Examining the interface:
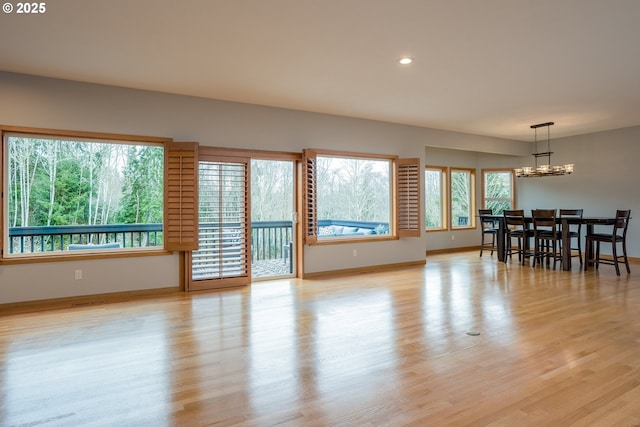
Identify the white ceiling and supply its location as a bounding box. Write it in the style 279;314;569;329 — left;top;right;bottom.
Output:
1;0;639;141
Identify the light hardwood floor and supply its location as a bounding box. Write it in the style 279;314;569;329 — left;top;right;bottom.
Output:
1;252;640;426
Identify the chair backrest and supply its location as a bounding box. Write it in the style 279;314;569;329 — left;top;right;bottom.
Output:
478;209;495;230
559;209;583;218
614;209;631;237
559;208;583;232
503;209;526;230
532;209;557;233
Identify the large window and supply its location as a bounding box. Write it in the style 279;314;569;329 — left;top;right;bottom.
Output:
316;154;391;239
482;169;515;214
450;168;475;229
425;166;447;231
2;130;165;258
303;149;420;243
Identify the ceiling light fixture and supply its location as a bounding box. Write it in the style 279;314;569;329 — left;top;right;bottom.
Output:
398;57;414;65
515;122;574;178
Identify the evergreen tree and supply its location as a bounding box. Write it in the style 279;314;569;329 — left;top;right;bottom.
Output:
117;145;163;224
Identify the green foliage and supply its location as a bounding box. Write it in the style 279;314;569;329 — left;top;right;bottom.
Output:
33;156;87;225
7;136;163;228
484;171;513;214
117;146;164;224
451;170;471;226
425;169;443;228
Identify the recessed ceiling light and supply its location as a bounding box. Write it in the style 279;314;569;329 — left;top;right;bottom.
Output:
398;57;414;65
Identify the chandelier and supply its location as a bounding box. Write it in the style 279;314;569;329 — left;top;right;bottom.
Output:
515;122;574;178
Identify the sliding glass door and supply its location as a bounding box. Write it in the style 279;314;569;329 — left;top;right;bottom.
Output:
186;152;299;290
250;159;296;280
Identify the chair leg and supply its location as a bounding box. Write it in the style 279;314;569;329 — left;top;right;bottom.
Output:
490;233;495;256
623;239;630;274
582;239;591;271
480;232;494;257
506;237;510;260
517;237;522;262
595;242;600;270
545;240;551;266
522;238;530;266
612;240;620;276
577;235;583;265
508;236;515;261
536;239;546;268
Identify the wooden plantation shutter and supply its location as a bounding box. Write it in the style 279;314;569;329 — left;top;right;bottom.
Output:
397;158;421;237
302;149;318;244
187;155;250;290
165;141;199;251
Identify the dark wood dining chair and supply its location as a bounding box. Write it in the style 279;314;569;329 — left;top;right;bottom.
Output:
503;209;534;265
478;209;497;257
584;209;631;275
532;209;562;269
559;209;583;265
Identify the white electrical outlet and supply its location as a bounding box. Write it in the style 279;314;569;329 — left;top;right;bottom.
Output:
353;249;357;257
75;269;83;280
451;235;455;240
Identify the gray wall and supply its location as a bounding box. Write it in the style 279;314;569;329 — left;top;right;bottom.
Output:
425;126;640;258
0;71;527;303
424;147;520;251
517;126;639;258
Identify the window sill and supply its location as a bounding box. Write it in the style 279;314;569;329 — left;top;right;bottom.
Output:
311;235;399;245
1;248;173;265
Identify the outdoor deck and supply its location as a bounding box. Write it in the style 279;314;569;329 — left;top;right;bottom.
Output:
252;258;292;278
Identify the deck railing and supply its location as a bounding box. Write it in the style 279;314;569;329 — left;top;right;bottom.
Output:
251;220;293;264
8;223;164;254
7;222;295;265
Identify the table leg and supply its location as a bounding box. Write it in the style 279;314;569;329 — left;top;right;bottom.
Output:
497;217;506;262
584;223;595;270
562;218;570;271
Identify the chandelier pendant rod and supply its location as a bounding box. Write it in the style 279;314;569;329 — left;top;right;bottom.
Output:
531;122;554;165
547;125;551;160
534;126;538;169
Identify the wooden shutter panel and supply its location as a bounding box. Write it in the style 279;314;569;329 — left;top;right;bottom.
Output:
187;157;250;290
397;158;421;237
303;149;318;244
165;141;199;251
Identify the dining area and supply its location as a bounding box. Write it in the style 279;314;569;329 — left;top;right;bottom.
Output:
479;209;632;275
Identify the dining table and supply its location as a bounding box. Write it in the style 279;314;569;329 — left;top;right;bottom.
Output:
482;214;619;271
